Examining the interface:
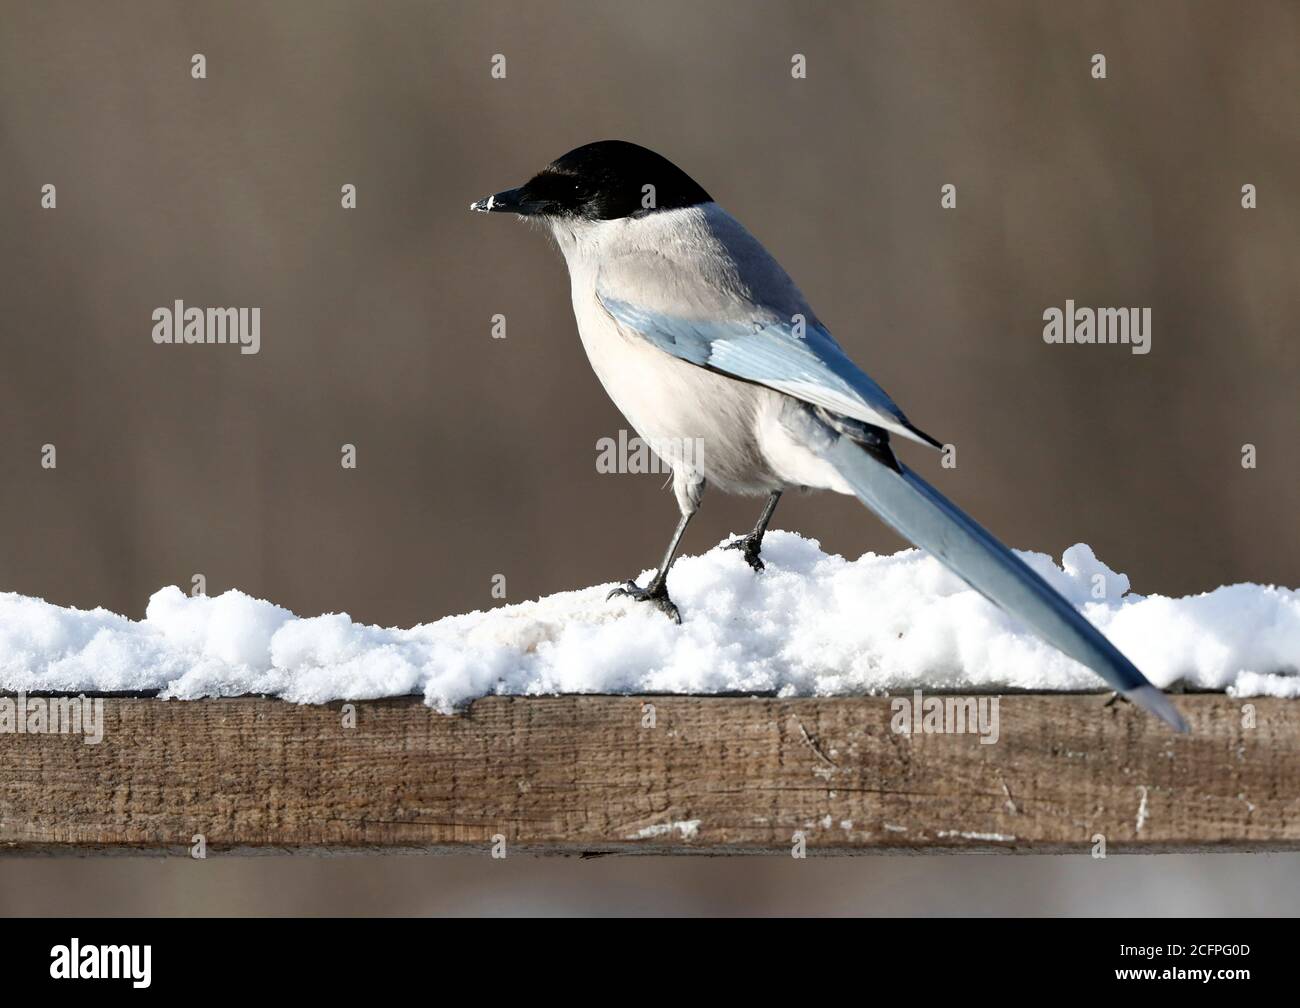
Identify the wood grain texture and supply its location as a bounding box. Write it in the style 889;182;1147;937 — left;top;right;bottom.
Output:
0;694;1295;854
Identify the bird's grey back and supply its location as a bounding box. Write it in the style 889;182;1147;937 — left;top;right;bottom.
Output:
577;202;818;329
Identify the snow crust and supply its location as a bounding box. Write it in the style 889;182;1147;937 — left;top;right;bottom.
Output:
2;533;1296;710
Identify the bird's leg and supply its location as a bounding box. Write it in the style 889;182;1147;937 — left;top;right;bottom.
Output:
607;509;694;623
725;490;783;572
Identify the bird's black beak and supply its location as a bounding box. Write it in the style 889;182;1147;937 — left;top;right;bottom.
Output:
469;187;526;214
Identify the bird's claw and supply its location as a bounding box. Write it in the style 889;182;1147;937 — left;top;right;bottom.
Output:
607;579;681;623
724;535;765;572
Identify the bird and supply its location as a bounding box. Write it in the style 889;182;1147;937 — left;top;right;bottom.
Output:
471;140;1187;732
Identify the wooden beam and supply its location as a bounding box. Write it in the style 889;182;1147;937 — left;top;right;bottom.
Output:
1;694;1295;854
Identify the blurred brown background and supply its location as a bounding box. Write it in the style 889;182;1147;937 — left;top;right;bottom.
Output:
4;853;1298;917
1;0;1297;915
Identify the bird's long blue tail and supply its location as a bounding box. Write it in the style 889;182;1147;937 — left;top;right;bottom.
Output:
824;436;1187;732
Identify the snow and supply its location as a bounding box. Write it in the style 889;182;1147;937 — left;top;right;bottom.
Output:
1;532;1296;711
627;820;701;840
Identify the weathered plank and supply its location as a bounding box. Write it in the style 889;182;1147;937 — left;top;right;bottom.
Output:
0;694;1294;854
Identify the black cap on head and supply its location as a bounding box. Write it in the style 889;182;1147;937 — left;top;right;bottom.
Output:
471;141;712;221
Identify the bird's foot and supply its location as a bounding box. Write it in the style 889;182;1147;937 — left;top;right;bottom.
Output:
607;577;681;623
724;533;765;572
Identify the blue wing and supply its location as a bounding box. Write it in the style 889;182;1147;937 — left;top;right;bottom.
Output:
597;294;937;448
